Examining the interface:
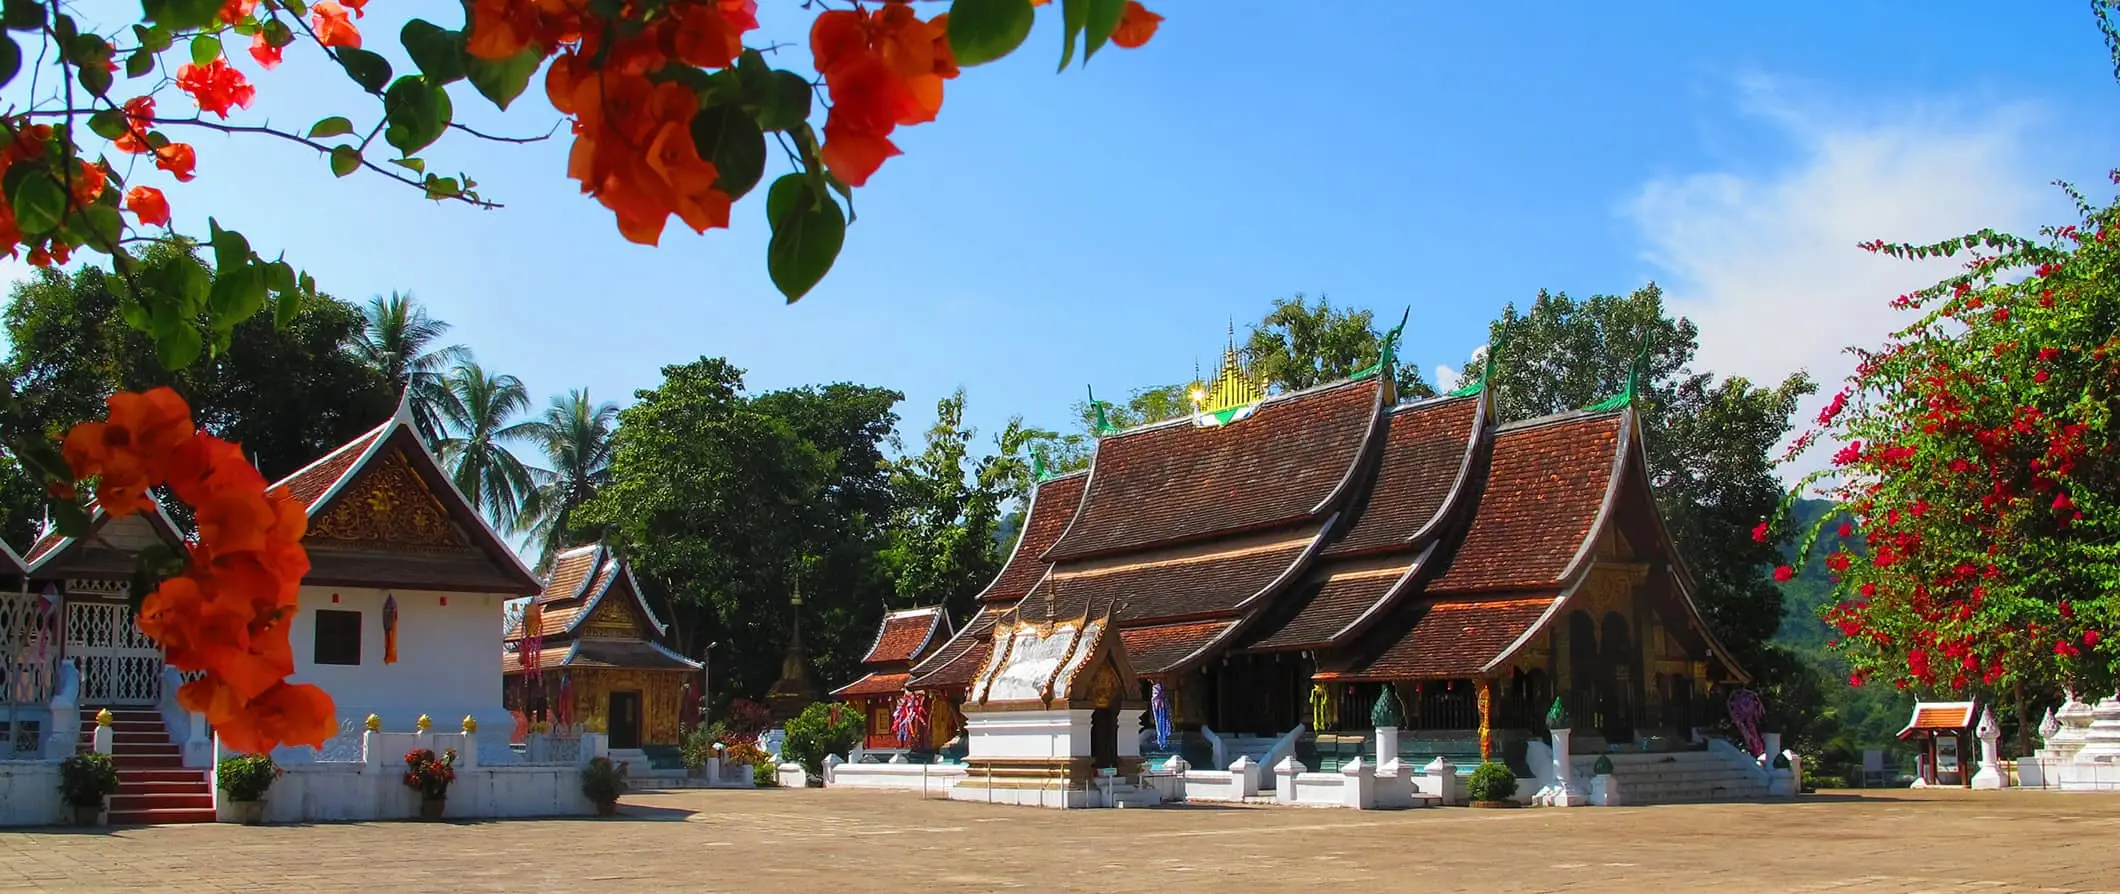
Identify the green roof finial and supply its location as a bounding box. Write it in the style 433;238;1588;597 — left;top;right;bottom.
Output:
1352;306;1411;382
1585;334;1651;412
1447;332;1505;398
1031;448;1050;483
1087;385;1117;437
1545;696;1573;730
1369;686;1405;729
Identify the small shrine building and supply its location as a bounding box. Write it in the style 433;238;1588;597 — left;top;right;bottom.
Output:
502;542;701;753
888;332;1749;785
1897;700;1978;788
832;605;951;757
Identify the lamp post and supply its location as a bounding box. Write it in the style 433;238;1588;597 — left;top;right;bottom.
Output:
700;640;721;724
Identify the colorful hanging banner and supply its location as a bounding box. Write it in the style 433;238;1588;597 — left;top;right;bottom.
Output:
890;690;930;745
382;594;399;665
1728;688;1767;756
1477;680;1493;760
1150;682;1173;749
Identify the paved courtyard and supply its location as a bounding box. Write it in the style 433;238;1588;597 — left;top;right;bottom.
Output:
0;787;2114;893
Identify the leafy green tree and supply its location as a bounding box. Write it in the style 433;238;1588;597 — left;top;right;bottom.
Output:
1247;294;1434;401
351;292;469;447
881;391;1049;621
434;361;537;529
516;389;620;572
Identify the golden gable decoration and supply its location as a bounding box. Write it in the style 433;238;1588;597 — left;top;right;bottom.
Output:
309;449;471;550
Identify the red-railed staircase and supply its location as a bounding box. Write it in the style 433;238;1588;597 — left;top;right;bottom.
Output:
78;707;216;824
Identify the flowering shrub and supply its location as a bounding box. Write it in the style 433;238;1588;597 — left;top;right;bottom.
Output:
580;755;627;803
216;753;280;801
403;747;457;800
58;753;121;807
720;697;773;743
1765;173;2120;698
36;387;333;754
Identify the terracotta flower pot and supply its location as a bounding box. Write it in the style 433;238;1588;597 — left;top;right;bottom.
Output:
72;803;103;826
596;800;618;817
419;798;447;821
235;800;267;825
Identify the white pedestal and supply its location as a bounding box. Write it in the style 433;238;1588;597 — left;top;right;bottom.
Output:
1590;773;1622;806
1534;729;1588;807
1374;727;1400;765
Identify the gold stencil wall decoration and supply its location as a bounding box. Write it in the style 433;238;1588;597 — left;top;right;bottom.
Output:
310;449;472;550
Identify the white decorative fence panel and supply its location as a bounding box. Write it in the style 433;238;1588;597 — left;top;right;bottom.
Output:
64;602;161;705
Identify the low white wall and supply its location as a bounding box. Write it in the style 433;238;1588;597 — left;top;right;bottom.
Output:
224;763;593;823
0;762;62;826
961;709;1091;760
1287;772;1347;807
825;761;966;794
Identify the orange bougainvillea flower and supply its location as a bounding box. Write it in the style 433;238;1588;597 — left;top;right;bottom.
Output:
810;2;957;187
60;387;195;515
670;0;758;69
175;60;256;119
250;31;282;68
341;0;366;18
125;185;170;227
1110;2;1162;48
310;1;361;48
68;160;107;208
466;0;541;60
112;97;154;154
217;0;256;25
191;679;337;755
156;143;197;182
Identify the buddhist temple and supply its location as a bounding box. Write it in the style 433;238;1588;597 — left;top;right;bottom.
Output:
831;605;952;757
895;332;1748;785
502;542;701;756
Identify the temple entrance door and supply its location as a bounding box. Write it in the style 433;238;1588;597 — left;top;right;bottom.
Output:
608;691;642;749
1090;706;1118;769
64;599;162;705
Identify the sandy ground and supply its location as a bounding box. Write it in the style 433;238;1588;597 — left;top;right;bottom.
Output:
1;787;2114;893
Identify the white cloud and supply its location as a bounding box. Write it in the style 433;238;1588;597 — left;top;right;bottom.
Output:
1628;78;2068;481
1431;344;1485;395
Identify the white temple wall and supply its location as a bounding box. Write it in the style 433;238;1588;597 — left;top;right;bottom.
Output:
281;586;515;761
961;709;1092;759
0;762;62;826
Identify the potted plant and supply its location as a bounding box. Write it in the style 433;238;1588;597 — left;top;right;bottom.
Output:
58;753;120;826
216;754;280;825
1467;760;1519;808
582;756;628;816
403;748;457;821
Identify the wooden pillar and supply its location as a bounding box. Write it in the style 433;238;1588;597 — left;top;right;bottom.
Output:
1477;678;1494;761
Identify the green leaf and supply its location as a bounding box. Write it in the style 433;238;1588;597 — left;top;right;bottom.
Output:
388;156;425;174
49;498;92;537
5;170;64;234
77;59;111;97
189;34;220;66
1058;0;1088;71
264;258;296;294
146;0;218;31
0;33;16;90
12;436;70;486
689;103;766;200
87;109;126;140
422;175;459;200
948;0;1035;67
765;174;846;303
79;204;122;251
752;70;812;132
337;47;391;94
464;46;539;110
262;17;292;49
132;23;171;52
207;262;267;327
5;0;40;31
307;116;355;138
1082;0;1123;61
151;322;201;369
209;221;251;270
273;286;302;328
124;48;154;78
329;144;360;177
383;76;452;157
167;253;210;316
282;0;306;15
399;19;465;85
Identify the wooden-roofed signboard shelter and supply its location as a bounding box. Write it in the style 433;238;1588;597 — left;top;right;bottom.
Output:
881;328;1751;800
831;606;951;758
1898;700;1978;788
502;542;701;757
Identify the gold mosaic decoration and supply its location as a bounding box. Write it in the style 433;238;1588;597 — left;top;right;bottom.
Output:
580;592;639;640
309;448;471;550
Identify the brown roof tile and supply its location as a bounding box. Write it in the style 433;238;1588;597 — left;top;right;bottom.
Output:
23;528;64;565
274;423;386;507
908;604;1009;690
569;639;697;670
505;644;573;673
1319;595;1557;680
833;672;911;699
1242;563;1407;651
1044;378;1382;560
1034;528;1319;624
861;608;946;665
1426;413;1622;594
1119;620;1237;675
980;473;1086;603
1324;397;1480;556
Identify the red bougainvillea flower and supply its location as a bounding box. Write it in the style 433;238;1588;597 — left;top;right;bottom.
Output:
2087;630;2103;648
1110;2;1163;48
1751;521;1770;543
175;60;256;119
155;143;198;182
310;1;361;48
250;31;283;69
342;0;366;17
59;387;196;514
218;0;256;24
125;186;170;227
1772;565;1795;583
811;2;956;187
112;97;155;154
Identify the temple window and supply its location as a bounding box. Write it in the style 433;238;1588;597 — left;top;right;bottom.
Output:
314;609;363;666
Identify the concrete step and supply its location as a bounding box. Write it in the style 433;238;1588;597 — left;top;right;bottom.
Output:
117;768;208;785
106;807;217;825
110;792;213;811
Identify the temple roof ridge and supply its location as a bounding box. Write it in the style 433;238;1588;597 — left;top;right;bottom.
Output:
1494;404;1624;434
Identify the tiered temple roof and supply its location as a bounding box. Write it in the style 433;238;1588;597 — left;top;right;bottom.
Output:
503;542;699;674
908;355;1745;694
832;605;950;700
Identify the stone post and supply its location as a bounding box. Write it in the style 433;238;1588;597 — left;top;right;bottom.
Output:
1589;756;1623;807
1370;686;1404;767
91;708;112;756
457;716;480;771
1375;757;1408;807
1760;732;1783;767
822;754;843;786
1339;756;1373;809
1422;756;1464;806
1274;756;1304;804
705;756;721;784
362;714;385;772
1228;755;1258;799
1374;727;1400;766
1535;698;1587;807
776;762;806;788
1971;706;2006;790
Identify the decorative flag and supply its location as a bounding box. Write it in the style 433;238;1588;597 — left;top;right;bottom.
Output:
1150;682;1172;750
1727;688;1767;757
1477;681;1494;760
890;690;930;745
521;602;544;681
555;672;574;729
382;594;399;665
1310;684;1333;732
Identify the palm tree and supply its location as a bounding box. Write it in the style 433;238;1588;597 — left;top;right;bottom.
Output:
516;389;620;571
434;361;538;529
352;292;469;445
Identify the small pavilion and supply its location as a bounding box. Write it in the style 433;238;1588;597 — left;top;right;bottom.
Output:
1897;700;1978;788
832;606;951;758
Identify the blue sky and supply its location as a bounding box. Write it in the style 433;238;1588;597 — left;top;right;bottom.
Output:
7;1;2120;482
